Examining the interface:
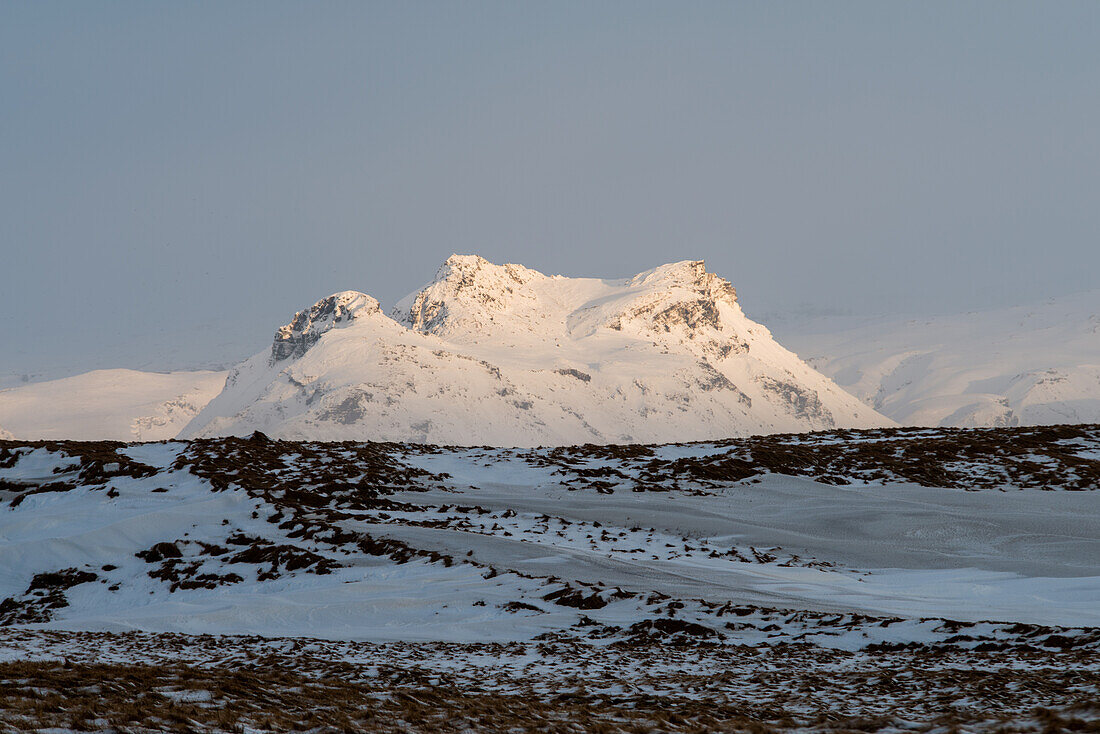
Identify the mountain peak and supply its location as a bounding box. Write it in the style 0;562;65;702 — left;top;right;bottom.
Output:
439;252;490;272
434;253;542;287
270;290;380;363
184;255;892;444
394;255;546;336
630;260;737;303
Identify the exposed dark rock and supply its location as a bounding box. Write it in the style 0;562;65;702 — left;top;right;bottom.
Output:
554;368;592;383
271;291;378;363
136;542;183;563
756;377;834;426
0;568;99;625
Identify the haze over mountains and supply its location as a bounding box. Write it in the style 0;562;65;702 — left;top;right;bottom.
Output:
0;369;226;442
779;290;1100;428
181;256;888;444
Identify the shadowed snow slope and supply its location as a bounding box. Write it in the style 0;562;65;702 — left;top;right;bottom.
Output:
778;290;1100;428
0;369;227;441
181;256;890;444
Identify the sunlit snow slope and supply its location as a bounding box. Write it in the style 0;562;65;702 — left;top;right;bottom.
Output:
0;369;227;441
182;256;890;444
780;291;1100;428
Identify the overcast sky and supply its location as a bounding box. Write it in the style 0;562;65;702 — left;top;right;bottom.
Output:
2;1;1099;374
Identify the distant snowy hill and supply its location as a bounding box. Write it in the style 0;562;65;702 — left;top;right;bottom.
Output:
181;256;891;444
0;369;227;441
777;291;1100;428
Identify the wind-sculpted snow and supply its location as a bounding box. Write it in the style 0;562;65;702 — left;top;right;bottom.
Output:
3;426;1099;730
182;255;891;444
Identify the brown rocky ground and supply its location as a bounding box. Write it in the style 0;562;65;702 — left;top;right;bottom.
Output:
1;629;1098;733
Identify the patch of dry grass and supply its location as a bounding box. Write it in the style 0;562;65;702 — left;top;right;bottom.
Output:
0;655;1097;733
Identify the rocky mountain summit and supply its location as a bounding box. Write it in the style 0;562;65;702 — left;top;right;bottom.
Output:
271;291;381;363
181;256;891;444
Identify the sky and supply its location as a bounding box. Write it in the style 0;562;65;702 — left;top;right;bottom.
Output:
2;1;1099;374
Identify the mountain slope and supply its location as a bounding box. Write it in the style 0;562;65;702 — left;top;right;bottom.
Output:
181;256;891;444
777;290;1100;428
0;369;227;441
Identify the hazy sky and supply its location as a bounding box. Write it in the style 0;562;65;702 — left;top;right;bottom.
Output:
2;2;1099;374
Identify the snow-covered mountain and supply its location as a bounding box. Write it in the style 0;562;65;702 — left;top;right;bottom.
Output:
0;369;227;441
777;290;1100;428
181;256;891;444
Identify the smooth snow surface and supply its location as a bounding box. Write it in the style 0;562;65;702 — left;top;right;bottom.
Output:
0;369;227;441
182;256;891;444
779;290;1100;428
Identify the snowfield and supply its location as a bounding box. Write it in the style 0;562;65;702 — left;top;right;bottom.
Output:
2;425;1098;731
0;369;227;441
779;289;1100;428
181;255;891;444
2;427;1098;640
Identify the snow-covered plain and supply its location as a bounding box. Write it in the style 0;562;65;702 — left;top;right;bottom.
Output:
3;427;1098;731
0;369;227;441
182;255;891;444
3;427;1098;643
777;290;1100;428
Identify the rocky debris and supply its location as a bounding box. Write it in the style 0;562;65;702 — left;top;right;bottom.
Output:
501;601;544;613
1;440;159;507
757;376;835;425
225;541;340;579
554;368;591;383
543;585;609;610
135;536;340;590
136;542;183;563
172;432;441;500
316;391;372;424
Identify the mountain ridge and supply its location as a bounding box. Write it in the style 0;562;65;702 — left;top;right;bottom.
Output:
180;256;891;444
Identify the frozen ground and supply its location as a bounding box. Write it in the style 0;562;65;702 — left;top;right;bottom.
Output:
1;425;1097;731
0;629;1096;733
